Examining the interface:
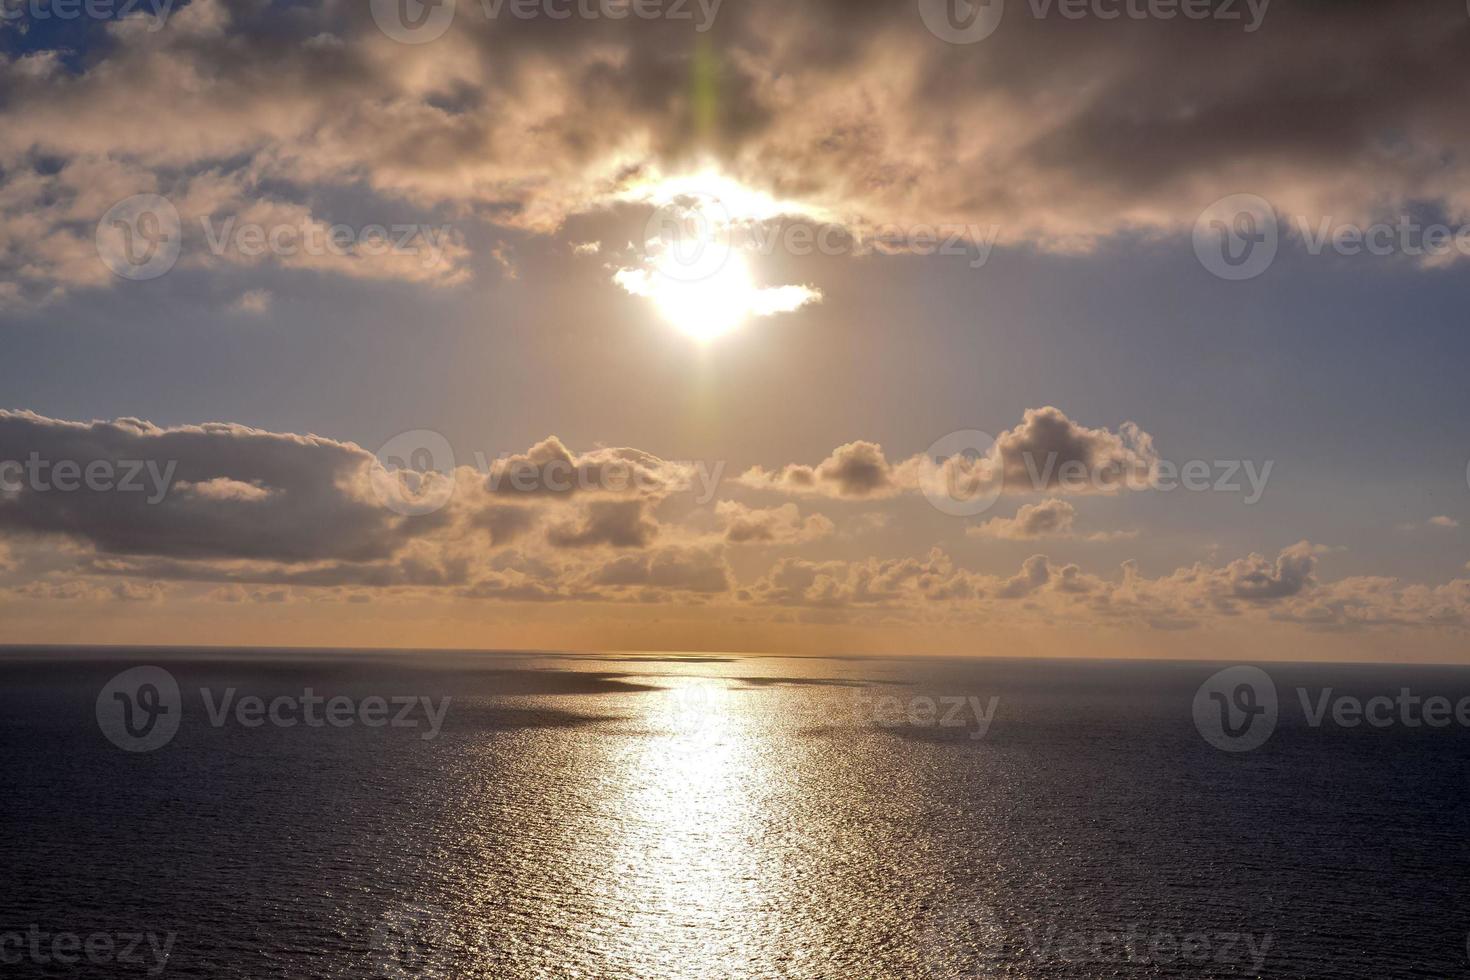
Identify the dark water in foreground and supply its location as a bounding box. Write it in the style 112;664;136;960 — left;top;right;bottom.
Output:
2;648;1469;978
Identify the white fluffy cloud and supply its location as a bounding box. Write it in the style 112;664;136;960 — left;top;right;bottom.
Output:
3;409;1468;636
739;407;1158;501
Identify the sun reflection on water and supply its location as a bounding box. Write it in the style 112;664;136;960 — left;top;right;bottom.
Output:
595;678;774;977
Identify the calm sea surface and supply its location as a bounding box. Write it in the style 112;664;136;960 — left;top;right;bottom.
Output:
2;649;1469;978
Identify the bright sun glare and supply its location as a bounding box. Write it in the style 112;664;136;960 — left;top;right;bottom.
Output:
613;169;825;342
646;250;757;342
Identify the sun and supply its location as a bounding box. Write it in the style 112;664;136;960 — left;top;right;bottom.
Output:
611;168;825;342
646;250;757;342
616;242;788;343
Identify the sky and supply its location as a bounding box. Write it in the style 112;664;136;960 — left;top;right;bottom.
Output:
1;0;1469;659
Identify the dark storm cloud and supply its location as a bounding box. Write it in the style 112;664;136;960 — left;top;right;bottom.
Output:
0;409;426;562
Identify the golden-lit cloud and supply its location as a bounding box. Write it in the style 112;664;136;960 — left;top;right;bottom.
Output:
6;0;1470;304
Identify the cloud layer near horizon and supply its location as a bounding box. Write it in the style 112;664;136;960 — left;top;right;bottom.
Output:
2;407;1468;635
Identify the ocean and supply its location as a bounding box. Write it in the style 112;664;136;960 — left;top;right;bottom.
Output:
2;648;1468;978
